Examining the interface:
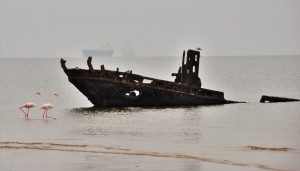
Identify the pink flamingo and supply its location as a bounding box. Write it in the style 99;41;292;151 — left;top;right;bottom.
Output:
40;93;59;120
20;92;41;118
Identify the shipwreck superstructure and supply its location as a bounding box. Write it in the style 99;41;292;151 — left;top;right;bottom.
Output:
61;49;236;107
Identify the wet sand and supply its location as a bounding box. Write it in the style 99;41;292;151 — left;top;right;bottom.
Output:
2;141;295;171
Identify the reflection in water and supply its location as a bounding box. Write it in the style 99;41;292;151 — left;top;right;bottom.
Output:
68;105;209;115
70;106;144;114
65;106;206;143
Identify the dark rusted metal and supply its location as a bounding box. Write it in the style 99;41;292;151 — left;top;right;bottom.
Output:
61;49;238;107
172;50;201;87
60;58;67;70
87;56;93;70
260;95;300;103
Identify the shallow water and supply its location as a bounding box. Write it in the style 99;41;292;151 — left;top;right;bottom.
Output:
0;56;300;171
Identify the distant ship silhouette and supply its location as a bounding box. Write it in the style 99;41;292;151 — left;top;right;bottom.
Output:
82;43;114;57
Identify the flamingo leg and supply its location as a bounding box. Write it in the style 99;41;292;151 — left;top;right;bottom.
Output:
46;109;56;120
26;108;30;118
20;107;28;118
42;109;46;119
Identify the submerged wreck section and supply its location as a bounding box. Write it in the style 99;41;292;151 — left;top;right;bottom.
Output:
260;95;300;103
61;49;236;107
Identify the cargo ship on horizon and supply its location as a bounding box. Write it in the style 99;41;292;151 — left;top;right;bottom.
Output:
82;43;113;57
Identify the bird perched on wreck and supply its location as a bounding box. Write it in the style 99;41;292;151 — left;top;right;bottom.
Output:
196;47;202;51
19;92;41;118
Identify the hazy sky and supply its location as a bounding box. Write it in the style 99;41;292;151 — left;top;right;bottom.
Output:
1;0;299;57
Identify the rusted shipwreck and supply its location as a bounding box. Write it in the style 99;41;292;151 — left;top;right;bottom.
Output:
60;49;236;107
260;95;300;103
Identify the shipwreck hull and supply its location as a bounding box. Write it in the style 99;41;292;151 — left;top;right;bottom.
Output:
64;70;232;107
61;49;236;108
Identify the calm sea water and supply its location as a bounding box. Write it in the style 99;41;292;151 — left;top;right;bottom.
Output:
0;56;300;171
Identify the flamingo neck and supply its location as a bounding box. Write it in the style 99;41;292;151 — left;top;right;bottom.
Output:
35;94;40;106
52;96;56;106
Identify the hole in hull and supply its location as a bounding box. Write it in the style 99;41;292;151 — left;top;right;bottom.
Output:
125;90;140;97
143;79;152;84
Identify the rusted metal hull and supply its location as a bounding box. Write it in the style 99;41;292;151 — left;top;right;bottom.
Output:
64;70;234;107
61;49;237;108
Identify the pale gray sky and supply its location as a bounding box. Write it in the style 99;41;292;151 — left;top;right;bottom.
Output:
1;0;299;58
